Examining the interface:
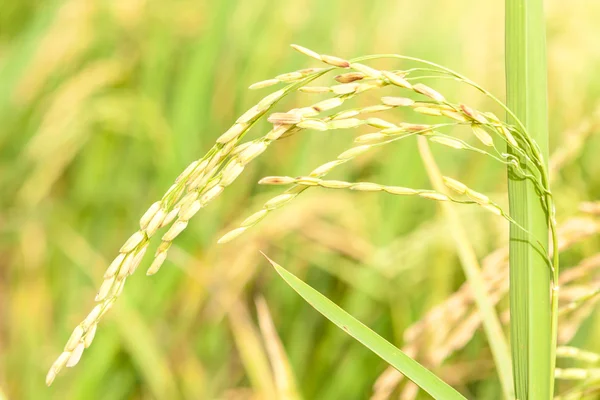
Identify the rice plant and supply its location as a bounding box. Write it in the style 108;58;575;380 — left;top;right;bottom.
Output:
41;27;570;397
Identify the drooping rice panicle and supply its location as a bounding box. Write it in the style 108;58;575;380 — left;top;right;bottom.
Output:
47;66;337;385
50;43;561;396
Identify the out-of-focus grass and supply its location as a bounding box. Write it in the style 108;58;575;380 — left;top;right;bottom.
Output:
1;1;600;399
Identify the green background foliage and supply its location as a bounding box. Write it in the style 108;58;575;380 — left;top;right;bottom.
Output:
1;1;600;398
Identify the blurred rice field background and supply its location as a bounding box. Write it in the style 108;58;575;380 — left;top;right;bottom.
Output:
1;0;600;399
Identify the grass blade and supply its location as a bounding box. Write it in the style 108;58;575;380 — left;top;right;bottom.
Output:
256;296;302;400
505;0;552;398
228;302;278;399
262;254;467;400
418;137;514;399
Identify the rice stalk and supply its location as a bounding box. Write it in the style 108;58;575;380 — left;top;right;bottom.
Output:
417;137;513;399
506;0;556;397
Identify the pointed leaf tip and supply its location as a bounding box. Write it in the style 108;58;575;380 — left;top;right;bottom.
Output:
266;256;466;400
260;251;274;264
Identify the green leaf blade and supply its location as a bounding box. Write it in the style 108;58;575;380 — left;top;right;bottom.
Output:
264;254;466;400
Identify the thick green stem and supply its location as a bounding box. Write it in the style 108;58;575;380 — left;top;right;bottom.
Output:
505;0;554;399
